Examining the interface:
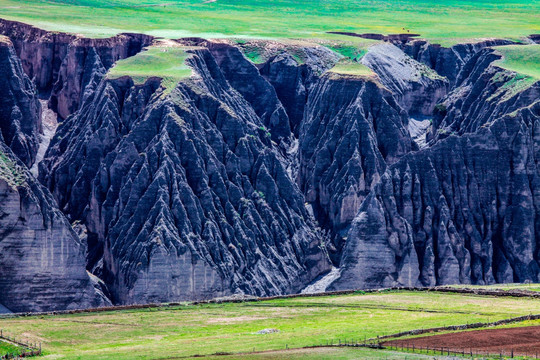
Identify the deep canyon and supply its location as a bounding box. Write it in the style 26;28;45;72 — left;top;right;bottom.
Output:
0;19;539;312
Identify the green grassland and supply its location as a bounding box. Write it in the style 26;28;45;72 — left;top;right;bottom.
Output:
0;0;538;45
107;45;193;91
494;44;540;80
0;340;23;356
445;282;540;292
200;346;467;359
327;59;376;77
1;290;540;359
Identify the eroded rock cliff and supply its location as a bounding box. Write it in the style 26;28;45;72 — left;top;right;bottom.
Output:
298;72;412;261
1;18;539;309
0;19;153;119
40;47;331;304
0;36;40;167
0;37;109;312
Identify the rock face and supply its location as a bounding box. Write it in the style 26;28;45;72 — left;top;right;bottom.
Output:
41;47;330;304
331;42;540;290
258;44;339;136
0;19;153;119
0;142;109;312
429;49;540;143
361;43;449;116
400;39;515;85
332;100;540;289
0;37;41;167
298;72;412;260
0;37;108;312
1;18;539;310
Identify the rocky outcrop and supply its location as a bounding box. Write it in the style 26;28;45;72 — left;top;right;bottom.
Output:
361;43;449;116
0;38;108;312
258;44;339;136
0;141;109;312
400;39;515;85
298;72;412;261
0;36;41;167
40;47;330;304
332;98;540;290
2;18;539;308
0;19;153;119
429;48;540;142
205;41;292;144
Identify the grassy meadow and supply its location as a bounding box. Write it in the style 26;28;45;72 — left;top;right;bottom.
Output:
107;44;194;91
446;283;540;292
494;44;540;80
0;0;537;45
327;59;375;77
1;290;540;359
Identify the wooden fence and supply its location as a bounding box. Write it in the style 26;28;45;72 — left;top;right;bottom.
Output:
0;330;41;359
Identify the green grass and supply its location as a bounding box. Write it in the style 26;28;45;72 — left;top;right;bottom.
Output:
445;283;540;292
107;45;193;91
320;39;378;61
234;39;319;64
0;150;25;188
2;290;540;359
0;340;23;357
0;0;538;45
327;59;376;77
197;346;461;359
493;44;540;80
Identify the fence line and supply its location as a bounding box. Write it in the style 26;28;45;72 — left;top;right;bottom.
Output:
0;330;41;359
2;285;539;319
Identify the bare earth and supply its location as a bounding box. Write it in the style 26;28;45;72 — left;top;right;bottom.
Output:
384;326;540;357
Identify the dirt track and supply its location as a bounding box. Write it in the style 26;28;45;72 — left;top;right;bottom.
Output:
384;326;540;357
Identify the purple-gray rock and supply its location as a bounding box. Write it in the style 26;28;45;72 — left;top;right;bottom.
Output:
0;37;41;167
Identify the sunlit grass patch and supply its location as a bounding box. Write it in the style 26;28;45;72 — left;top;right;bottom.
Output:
2;290;540;359
327;59;376;78
107;45;193;92
493;44;540;80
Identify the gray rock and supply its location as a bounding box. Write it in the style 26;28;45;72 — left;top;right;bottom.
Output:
0;37;41;167
361;43;449;116
0;141;109;312
41;47;331;305
332;99;540;290
298;71;412;261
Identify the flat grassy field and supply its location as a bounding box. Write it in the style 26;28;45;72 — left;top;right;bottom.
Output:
494;44;540;80
327;59;375;77
1;290;540;359
107;44;193;91
0;0;538;45
199;346;466;359
446;283;540;292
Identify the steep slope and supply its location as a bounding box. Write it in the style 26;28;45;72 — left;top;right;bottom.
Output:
0;38;108;312
0;142;109;312
330;40;540;290
400;39;515;85
332;100;540;289
361;43;449;117
430;48;539;143
298;71;413;261
0;36;41;168
40;47;330;304
0;19;153;119
257;42;340;136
